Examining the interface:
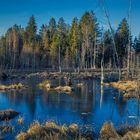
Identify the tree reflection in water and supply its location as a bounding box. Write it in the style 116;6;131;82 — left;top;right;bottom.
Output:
0;76;139;138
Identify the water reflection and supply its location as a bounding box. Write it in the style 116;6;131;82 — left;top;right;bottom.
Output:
100;84;104;109
0;77;140;138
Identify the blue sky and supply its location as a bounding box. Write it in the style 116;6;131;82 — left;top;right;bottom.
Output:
0;0;139;36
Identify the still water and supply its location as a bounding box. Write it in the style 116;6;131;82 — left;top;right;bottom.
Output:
0;76;139;139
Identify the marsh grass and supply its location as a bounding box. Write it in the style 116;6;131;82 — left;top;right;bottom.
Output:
16;121;93;140
100;122;140;140
0;125;14;134
38;80;51;88
0;83;24;91
105;81;138;92
17;116;24;125
54;86;73;93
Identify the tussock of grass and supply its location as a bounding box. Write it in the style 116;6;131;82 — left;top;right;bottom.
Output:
0;83;24;91
100;122;140;140
69;124;78;132
17;116;24;125
16;132;28;140
99;122;120;140
54;86;73;93
16;121;90;140
104;80;138;99
27;122;42;136
38;80;51;90
121;125;140;140
105;81;138;92
0;125;14;134
76;83;84;87
45;122;60;130
123;92;137;98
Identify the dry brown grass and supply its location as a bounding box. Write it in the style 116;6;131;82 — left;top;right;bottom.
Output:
76;83;84;87
110;81;138;92
16;132;28;140
104;80;138;99
17;116;24;125
54;86;73;93
99;122;120;140
27;121;42;136
100;122;140;140
38;80;51;91
0;83;24;91
16;121;89;140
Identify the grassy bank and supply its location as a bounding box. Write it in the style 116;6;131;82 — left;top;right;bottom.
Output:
16;121;93;140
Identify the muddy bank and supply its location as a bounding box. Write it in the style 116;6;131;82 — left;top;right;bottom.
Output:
1;69;126;81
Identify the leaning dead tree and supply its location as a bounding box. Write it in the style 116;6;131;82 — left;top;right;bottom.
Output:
99;0;121;80
100;31;104;108
127;0;132;78
101;31;104;85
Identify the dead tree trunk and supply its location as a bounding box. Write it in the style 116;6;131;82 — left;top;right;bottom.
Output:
127;0;132;78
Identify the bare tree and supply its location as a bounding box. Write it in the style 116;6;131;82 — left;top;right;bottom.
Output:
99;0;121;80
127;0;132;78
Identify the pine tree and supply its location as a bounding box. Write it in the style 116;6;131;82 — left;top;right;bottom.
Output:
26;15;37;68
50;33;59;69
57;17;68;71
115;18;129;67
69;18;79;68
26;15;37;46
80;11;99;68
39;24;50;67
49;17;57;41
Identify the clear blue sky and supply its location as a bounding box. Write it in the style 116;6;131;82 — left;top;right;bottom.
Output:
0;0;139;36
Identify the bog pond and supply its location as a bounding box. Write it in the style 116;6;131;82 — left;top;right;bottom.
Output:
0;75;139;139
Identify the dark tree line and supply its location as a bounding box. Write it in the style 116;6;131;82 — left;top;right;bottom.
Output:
0;11;139;70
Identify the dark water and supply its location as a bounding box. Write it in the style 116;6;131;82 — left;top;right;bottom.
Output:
0;76;139;139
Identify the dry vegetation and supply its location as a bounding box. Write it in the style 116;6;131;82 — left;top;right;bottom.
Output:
17;116;24;125
54;86;73;93
38;79;74;94
16;121;90;140
0;83;25;91
104;80;139;98
104;80;138;92
38;80;51;91
100;122;140;140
